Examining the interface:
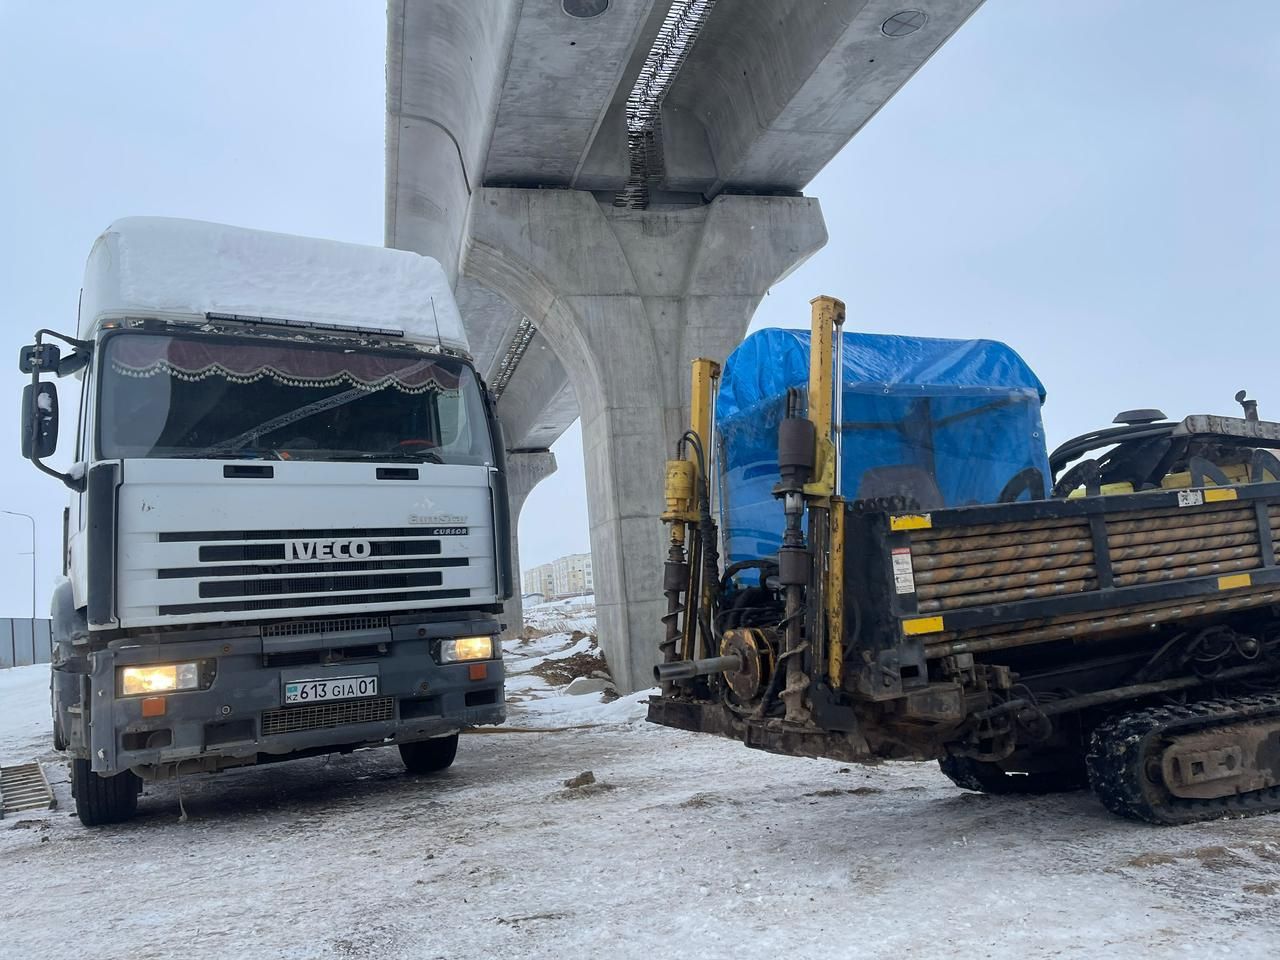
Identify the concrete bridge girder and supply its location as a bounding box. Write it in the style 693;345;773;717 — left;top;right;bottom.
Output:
385;0;520;281
465;188;827;691
492;345;578;453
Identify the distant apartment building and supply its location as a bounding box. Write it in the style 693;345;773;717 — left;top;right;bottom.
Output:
522;564;555;598
552;553;593;597
523;552;593;599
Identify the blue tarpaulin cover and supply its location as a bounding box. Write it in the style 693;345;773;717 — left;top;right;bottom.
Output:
716;328;1052;564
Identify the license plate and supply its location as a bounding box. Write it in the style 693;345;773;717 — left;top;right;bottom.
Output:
283;676;378;705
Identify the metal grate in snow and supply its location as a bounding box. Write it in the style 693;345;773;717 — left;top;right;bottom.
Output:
0;762;56;817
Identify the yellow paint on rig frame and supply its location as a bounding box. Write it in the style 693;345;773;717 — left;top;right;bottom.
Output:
1204;487;1239;503
902;616;945;636
688;358;720;478
802;295;846;499
827;502;846;687
889;514;933;531
661;458;697;535
1217;572;1253;591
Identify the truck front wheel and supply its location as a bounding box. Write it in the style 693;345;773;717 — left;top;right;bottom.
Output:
399;734;459;775
71;759;141;826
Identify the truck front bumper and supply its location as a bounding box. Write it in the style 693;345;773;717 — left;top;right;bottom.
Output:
84;616;505;776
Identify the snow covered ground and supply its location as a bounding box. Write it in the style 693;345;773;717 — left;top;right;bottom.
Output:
2;603;1278;959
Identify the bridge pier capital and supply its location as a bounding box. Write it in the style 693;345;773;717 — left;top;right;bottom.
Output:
466;188;826;691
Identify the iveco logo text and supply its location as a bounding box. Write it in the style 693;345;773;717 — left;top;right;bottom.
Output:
284;539;372;561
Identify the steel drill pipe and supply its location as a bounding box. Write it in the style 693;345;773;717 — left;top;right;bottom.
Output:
912;537;1095;573
916;512;1244;563
917;577;1096;613
916;527;1085;555
1107;517;1259;548
921;547;1090;586
1112;555;1261;588
1111;527;1259;555
654;654;743;684
911;516;1086;543
916;518;1263;579
1111;543;1259;575
915;562;1098;600
920;545;1262;603
1107;505;1250;530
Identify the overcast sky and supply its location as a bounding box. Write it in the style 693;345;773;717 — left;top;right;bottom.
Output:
1;2;1277;617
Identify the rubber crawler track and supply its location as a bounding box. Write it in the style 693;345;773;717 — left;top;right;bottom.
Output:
1086;693;1280;825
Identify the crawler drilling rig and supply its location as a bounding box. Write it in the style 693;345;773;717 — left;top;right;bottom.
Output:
649;295;1280;824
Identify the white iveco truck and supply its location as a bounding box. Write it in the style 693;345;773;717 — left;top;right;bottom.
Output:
19;218;512;825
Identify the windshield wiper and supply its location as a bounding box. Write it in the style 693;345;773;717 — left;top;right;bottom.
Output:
343;451;444;464
165;450;280;461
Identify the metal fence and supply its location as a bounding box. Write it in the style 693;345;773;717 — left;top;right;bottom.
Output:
0;618;52;669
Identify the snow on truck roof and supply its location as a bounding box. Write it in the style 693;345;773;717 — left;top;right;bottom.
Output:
78;217;469;354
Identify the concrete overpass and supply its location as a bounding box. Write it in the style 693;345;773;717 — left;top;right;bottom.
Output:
385;0;985;690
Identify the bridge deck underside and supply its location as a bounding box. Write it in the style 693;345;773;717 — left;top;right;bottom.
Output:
388;0;983;451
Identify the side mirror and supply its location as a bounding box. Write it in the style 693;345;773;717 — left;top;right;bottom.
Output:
20;382;58;460
19;342;60;375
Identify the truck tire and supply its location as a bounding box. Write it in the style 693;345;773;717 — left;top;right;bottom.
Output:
71;758;141;826
938;754;1088;795
399;734;459;775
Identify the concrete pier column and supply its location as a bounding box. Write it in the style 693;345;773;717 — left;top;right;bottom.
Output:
500;449;558;641
466;188;826;691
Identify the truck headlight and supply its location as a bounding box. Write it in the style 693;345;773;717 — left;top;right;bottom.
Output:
439;636;494;663
119;662;201;696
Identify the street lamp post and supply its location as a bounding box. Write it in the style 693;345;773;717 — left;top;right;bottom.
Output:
2;510;36;661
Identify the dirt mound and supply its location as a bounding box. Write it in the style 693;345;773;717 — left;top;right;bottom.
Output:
529;634;611;687
518;625;554;643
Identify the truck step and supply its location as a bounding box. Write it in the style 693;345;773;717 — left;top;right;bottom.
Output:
0;762;57;818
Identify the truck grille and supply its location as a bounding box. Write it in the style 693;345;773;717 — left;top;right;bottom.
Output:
153;526;474;616
262;616;391;639
159;590;470;616
261;697;395;735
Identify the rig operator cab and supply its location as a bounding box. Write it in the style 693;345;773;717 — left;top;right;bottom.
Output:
18;218;512;825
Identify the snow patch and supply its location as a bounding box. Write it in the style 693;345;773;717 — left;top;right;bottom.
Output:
0;664;53;765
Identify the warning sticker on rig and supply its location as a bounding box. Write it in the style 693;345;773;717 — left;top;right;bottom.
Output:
891;548;916;594
1177;490;1204;507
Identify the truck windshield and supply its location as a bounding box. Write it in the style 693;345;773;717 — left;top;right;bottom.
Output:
98;332;493;464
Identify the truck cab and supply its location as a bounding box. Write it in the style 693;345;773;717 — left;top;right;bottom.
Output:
19;218;512;825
